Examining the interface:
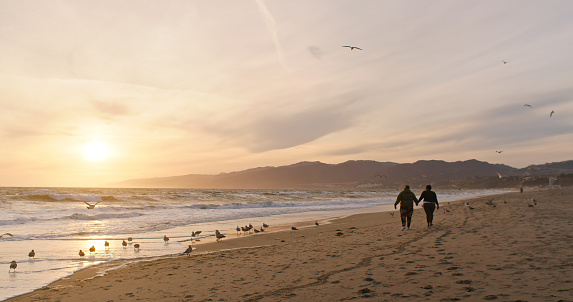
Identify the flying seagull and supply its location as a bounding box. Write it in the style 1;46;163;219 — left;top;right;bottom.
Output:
342;45;362;50
83;201;102;209
0;233;14;238
502;60;509;64
495;150;502;154
524;104;532;108
550;110;555;117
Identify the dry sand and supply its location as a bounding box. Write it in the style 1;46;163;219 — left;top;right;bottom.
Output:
7;188;573;302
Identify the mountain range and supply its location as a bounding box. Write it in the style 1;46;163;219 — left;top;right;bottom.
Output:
108;159;573;190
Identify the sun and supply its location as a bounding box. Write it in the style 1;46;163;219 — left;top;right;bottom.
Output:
83;141;111;162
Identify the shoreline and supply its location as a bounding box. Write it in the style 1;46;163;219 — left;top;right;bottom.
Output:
7;188;566;301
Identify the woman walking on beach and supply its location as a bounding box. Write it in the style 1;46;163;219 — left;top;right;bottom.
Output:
418;185;439;227
394;185;418;230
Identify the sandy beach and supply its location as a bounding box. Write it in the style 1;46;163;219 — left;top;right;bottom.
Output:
7;188;573;302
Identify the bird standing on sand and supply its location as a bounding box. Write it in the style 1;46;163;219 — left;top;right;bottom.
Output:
163;235;169;243
89;245;95;253
83;201;102;209
104;241;110;248
134;244;140;250
236;226;241;234
262;223;269;228
342;45;362;50
9;261;17;272
1;233;14;239
315;221;319;226
28;250;35;258
215;230;226;241
183;245;194;256
127;237;133;242
291;226;299;231
122;240;127;248
79;250;85;257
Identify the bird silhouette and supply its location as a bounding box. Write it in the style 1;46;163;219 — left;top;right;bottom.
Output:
502;60;509;64
262;223;269;228
524;104;532;108
104;241;109;248
183;245;194;256
83;201;102;209
342;45;362;50
315;221;319;226
79;250;85;257
163;235;169;243
215;230;226;241
9;260;17;272
0;233;14;239
496;150;502;153
134;244;140;250
28;250;35;258
89;246;95;253
122;240;128;248
550;110;555;117
291;226;299;231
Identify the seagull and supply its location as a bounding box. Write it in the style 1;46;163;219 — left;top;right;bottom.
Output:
262;223;269;228
79;250;85;257
444;208;451;213
215;230;226;241
497;172;502;179
236;226;241;234
527;202;534;207
28;250;35;258
550;110;555;117
253;228;260;234
524;104;532;108
122;240;128;248
89;245;95;253
104;241;110;248
502;60;509;64
163;235;169;243
315;221;319;226
342;45;362;50
496;150;503;154
531;198;538;205
291;226;299;231
0;233;14;239
83;201;102;209
127;237;133;243
134;244;140;250
9;261;17;272
259;227;265;232
183;245;194;256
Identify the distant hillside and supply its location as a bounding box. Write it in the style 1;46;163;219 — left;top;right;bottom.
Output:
107;159;573;189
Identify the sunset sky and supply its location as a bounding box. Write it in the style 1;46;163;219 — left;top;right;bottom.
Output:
1;1;572;187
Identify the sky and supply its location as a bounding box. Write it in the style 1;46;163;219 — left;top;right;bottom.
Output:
1;0;572;187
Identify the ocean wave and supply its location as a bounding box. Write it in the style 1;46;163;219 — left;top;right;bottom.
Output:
65;212;143;220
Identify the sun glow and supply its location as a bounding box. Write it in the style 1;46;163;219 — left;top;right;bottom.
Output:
83;141;111;162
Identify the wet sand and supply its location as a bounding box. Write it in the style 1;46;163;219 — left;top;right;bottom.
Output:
7;188;573;302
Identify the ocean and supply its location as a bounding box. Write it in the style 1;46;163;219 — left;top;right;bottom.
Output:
0;187;508;301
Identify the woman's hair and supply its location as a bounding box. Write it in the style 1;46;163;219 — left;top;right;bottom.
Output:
426;185;432;190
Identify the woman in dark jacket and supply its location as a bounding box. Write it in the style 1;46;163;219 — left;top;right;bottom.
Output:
418;185;439;227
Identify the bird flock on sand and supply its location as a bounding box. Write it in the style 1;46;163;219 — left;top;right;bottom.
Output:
6;223;290;272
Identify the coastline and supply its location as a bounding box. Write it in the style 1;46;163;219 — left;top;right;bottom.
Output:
7;188;573;301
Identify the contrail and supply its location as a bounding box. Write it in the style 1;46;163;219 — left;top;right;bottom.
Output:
254;0;289;71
